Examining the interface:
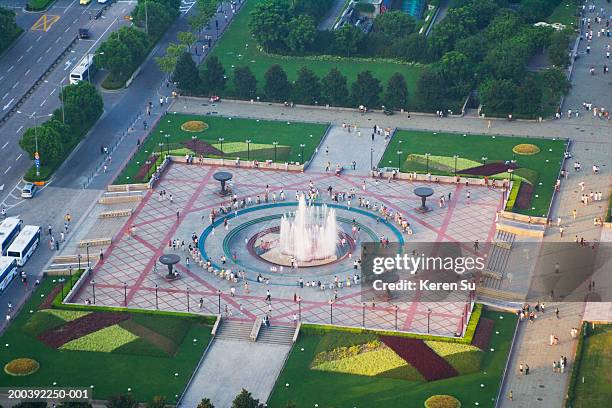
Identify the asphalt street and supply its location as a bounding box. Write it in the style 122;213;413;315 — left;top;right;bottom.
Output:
0;0;135;202
0;0;238;330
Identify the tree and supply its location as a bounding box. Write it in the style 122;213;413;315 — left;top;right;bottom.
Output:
231;389;264;408
515;76;543;117
105;394;138;408
374;10;416;39
178;31;197;52
0;7;22;54
173;51;199;92
389;33;429;62
146;396;167;408
478;78;518;116
133;0;177;40
197;398;215;408
156;43;188;76
233;66;258;99
350;70;382;107
538;67;570;99
249;0;290;52
383;72;408;110
57;403;93;408
61;81;103;132
334;25;363;57
95;37;133;78
198;55;226;94
263;64;292;102
189;0;219;31
114;27;149;65
439;51;473;83
548;30;571;68
414;68;448;112
321;68;349;106
292;67;320;104
286;14;316;52
19;125;63;166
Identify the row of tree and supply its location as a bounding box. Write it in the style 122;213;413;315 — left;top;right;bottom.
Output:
18;82;103;176
0;7;22;54
174;53;410;109
95;0;180;82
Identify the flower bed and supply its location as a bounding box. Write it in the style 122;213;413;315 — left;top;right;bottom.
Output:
60;324;139;353
38;285;62;310
134;153;160;181
380;336;458;381
460;162;518;177
180;121;209;132
4;358;40;376
424;395;461;408
37;312;129;348
471;318;495;350
515;182;535;209
512;144;540;155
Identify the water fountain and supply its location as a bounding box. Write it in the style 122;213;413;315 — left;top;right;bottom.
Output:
279;195;338;262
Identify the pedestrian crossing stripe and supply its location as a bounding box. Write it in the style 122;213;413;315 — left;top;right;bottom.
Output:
31;15;60;32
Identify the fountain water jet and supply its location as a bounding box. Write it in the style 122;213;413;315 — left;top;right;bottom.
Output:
279;195;338;262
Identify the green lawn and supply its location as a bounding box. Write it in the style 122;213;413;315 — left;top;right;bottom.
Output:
115;114;328;184
381;130;566;216
211;0;422;106
547;0;579;27
572;324;612;408
0;278;212;403
268;310;516;408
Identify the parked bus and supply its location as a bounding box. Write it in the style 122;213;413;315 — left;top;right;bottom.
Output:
7;225;41;266
69;54;95;84
0;217;23;256
0;256;18;293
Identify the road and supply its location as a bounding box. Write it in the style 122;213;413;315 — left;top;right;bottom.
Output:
0;0;135;203
0;0;240;331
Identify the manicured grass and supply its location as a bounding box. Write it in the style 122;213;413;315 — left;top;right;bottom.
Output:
211;0;422;106
60;324;138;353
115;114;328;184
547;0;579;27
270;310;515;408
381;130;566;216
0;278;212;403
572;324;612;408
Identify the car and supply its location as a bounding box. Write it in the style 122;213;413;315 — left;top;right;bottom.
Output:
78;28;90;39
98;0;110;3
80;0;91;5
21;183;36;199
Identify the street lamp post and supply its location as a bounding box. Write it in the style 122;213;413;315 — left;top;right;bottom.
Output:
86;243;90;268
92;279;96;304
329;300;333;324
145;160;151;179
427;308;431;333
370;147;373;171
44;80;65;123
362;303;366;328
158;142;164;161
77;254;81;270
218;138;224;158
165;134;170;155
396;150;403;169
453;155;459;175
245;139;251;161
17;111;53;177
155;284;159;309
394;305;398;330
187;287;190;312
425;152;431;174
69;267;73;287
217;289;221;314
298;299;301;321
272;141;278;162
191;136;197;157
124;282;128;306
482;156;488;166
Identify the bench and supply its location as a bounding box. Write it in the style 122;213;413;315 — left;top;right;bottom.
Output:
78;238;112;248
99;209;133;218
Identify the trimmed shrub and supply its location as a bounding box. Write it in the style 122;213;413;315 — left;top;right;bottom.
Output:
4;358;40;376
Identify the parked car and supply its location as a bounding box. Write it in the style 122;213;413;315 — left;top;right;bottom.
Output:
21;183;36;199
78;28;91;39
98;0;110;4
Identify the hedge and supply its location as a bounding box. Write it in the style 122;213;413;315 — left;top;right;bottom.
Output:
505;179;522;211
301;303;483;344
565;322;588;407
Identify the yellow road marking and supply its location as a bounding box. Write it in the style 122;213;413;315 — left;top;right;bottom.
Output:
31;15;60;32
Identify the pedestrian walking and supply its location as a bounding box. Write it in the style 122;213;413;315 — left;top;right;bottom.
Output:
555;308;560;318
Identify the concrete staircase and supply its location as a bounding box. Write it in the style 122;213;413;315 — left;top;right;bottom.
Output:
214;320;253;341
257;325;295;346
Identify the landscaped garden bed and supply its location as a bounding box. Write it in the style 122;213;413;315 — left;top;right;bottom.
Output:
269;308;515;408
115;114;328;184
381;130;566;216
0;277;212;403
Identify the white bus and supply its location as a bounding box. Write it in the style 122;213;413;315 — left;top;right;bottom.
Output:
7;225;41;266
0;256;18;293
69;54;95;84
0;217;23;256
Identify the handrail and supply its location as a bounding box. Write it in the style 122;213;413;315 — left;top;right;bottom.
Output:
211;314;222;336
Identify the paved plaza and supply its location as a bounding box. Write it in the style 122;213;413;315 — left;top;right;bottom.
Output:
72;155;504;336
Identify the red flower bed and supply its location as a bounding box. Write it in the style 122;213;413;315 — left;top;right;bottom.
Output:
515;182;534;209
38;312;129;348
38;285;62;310
180;140;223;156
134;153;159;181
380;336;458;381
460;162;518;177
471;318;494;349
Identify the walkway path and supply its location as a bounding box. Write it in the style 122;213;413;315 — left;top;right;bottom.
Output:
307;125;388;175
180;339;291;407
